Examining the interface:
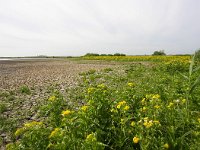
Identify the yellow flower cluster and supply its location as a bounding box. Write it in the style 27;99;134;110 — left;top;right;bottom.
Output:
86;133;97;142
81;105;88;111
48;95;56;101
142;117;160;128
117;101;126;109
61;110;72;116
127;82;135;87
152;94;160;99
154;105;160;109
141;107;147;112
145;94;160;100
143;118;153;128
182;99;186;104
97;84;105;89
88;87;95;94
15;127;25;137
24;121;43;128
116;100;130;111
124;105;130;110
15;121;43;137
49;128;61;138
83;55;190;63
167;102;174;108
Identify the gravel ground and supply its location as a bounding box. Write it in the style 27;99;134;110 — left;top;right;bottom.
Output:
0;58;118;149
0;59;117;90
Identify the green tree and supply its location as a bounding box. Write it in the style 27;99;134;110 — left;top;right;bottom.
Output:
152;50;166;56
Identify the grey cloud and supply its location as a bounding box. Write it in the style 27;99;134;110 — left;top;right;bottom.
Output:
0;0;199;56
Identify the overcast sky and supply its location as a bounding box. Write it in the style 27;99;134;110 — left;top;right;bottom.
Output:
0;0;200;56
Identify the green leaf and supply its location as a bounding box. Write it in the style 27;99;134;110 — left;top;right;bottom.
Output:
193;66;200;72
189;54;195;76
190;74;200;94
178;72;189;80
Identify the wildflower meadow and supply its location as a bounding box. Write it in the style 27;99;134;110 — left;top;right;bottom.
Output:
3;54;200;150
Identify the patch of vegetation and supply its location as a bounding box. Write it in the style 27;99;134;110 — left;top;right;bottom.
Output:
20;85;31;95
5;55;200;149
0;103;7;113
103;68;113;73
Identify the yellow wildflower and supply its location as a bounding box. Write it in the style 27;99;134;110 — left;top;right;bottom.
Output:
152;94;160;99
97;84;105;88
146;121;153;128
124;105;130;111
128;82;135;87
182;99;186;104
117;104;121;109
117;101;126;109
154;105;160;109
86;133;96;142
49;128;60;138
141;98;146;105
164;143;169;149
110;108;117;113
119;101;126;105
198;118;200;123
142;107;147;112
61;110;72;116
133;136;140;144
24;121;43;128
15;127;25;136
88;87;95;94
143;118;153;128
131;121;135;127
167;102;174;108
81;105;88;111
48;95;56;101
120;119;125;124
143;121;148;127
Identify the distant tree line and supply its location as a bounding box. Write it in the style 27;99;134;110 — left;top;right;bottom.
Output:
84;53;126;56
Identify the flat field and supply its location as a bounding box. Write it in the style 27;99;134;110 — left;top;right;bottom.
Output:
0;56;200;150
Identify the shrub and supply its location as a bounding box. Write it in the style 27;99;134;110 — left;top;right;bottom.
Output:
152;50;166;56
